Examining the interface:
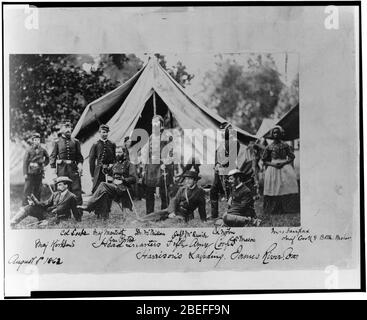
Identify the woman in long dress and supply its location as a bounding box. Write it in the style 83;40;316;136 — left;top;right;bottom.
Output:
261;126;299;215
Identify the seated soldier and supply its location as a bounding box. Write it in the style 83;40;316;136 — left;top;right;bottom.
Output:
141;171;207;223
11;176;81;227
78;146;137;220
177;156;201;184
222;169;261;227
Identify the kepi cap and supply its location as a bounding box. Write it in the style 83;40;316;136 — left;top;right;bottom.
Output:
182;170;201;180
99;124;110;132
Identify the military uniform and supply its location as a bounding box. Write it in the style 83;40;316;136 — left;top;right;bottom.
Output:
133;162;145;200
89;139;116;193
50;135;84;205
83;157;137;219
173;184;207;222
142;136;174;214
210;138;240;218
22;144;50;205
223;182;256;227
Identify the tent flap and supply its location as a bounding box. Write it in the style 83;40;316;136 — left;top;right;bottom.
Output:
263;104;299;141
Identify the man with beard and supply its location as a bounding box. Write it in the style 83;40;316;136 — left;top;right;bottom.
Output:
78;146;137;220
50;121;84;217
222;169;261;227
89;124;116;193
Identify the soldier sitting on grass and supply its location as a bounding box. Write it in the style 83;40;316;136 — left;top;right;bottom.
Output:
139;170;207;223
11;176;81;227
222;169;261;227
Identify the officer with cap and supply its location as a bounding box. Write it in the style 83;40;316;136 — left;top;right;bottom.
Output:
22;132;50;206
89;124;116;193
50;121;84;211
222;169;261;227
11;176;81;226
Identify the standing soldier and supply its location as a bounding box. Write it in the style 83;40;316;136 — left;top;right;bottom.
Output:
89;124;116;193
50;121;84;213
22;133;50;205
142;115;174;214
210;122;240;219
122;136;131;161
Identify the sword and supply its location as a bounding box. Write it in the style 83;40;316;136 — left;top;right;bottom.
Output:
219;174;228;200
125;186;144;222
47;183;54;195
162;165;169;206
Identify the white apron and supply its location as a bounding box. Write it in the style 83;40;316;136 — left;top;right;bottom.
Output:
263;159;299;196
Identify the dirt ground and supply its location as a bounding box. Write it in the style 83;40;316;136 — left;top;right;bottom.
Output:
9;184;300;229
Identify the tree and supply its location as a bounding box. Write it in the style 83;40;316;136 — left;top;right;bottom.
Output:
155;53;194;88
97;54;144;84
199;54;285;134
273;73;299;118
9;54;119;141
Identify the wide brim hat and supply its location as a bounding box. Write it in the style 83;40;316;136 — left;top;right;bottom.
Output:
182;170;201;180
54;176;73;185
228;168;243;177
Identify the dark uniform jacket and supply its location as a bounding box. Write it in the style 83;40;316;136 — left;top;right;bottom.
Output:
112;160;137;185
23;145;50;175
143;135;174;187
89;139;116;189
173;185;207;221
227;183;255;217
50;136;83;167
111;159;137;209
215;139;240;176
50;135;83;175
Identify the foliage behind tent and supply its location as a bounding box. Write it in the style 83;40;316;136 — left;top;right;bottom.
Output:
9;54;195;142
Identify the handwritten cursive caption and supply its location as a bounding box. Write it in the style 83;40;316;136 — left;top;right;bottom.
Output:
7;227;352;271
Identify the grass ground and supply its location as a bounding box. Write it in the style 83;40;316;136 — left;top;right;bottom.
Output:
9;184;300;229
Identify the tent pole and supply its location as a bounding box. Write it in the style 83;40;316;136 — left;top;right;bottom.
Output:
153;91;157;116
170;111;173;128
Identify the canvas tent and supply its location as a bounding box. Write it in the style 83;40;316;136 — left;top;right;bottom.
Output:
256;118;279;139
72;56;256;189
263;104;299;141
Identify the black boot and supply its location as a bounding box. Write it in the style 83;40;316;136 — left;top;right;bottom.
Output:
210;200;219;219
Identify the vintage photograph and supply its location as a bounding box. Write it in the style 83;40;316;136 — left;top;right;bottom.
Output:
9;52;300;229
3;4;361;296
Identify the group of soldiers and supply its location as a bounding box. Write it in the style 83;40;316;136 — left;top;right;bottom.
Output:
11;116;261;227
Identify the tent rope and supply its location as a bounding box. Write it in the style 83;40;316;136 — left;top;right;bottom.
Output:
153;91;157;116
